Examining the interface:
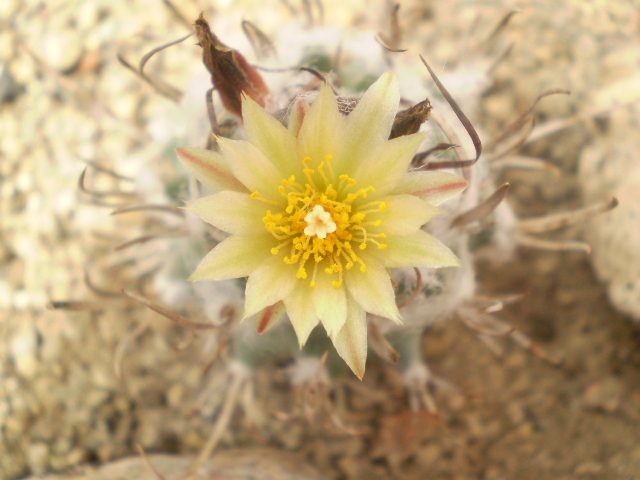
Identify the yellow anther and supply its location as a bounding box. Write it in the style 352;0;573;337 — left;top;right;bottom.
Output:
260;157;385;288
378;244;388;249
284;255;299;264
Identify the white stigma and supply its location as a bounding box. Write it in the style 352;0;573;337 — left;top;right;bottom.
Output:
304;205;337;239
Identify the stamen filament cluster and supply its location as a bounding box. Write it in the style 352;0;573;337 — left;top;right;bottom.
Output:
253;154;388;288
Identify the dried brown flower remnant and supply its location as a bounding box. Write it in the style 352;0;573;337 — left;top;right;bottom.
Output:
390;99;432;139
194;13;269;117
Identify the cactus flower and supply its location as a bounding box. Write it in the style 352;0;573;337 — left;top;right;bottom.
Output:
176;72;468;378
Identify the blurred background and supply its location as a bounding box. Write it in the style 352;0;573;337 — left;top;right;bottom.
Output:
1;1;639;479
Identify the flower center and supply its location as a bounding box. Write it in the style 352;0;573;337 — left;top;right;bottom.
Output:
303;205;337;239
251;155;388;288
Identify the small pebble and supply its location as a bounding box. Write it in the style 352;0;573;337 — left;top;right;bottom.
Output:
40;30;84;73
26;443;49;475
10;321;39;379
574;461;603;474
582;377;622;412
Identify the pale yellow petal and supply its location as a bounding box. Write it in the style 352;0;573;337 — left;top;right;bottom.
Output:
217;136;283;199
176;148;247;193
343;253;401;323
255;301;287;336
186;191;267;235
297;84;345;170
189;235;272;281
332;296;367;379
339;72;400;174
369;230;461;268
244;255;297;319
287;95;310;136
311;270;347;338
284;281;320;347
367;194;441;236
353;133;424;197
393;171;469;206
242;94;299;175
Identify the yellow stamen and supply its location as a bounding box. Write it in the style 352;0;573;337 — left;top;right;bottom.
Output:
253;154;388;288
251;191;284;208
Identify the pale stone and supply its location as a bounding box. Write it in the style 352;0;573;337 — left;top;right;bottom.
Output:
26;443;49;475
10;321;39;379
19;449;329;480
579;110;640;321
0;0;19;17
40;30;84;73
578;40;640;321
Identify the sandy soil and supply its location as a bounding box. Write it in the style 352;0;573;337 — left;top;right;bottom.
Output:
2;1;639;479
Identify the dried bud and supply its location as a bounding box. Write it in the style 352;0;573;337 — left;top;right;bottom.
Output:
194;13;269;117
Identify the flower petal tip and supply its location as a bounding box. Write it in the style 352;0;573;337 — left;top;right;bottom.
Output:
256;302;286;336
389;311;403;325
379;70;397;86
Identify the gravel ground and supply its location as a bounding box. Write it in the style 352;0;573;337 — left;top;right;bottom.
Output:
2;1;640;479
